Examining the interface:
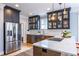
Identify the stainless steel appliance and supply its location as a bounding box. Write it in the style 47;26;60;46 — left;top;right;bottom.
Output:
4;22;21;54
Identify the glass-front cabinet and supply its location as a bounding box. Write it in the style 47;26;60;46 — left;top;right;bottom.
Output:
28;15;40;30
47;8;71;29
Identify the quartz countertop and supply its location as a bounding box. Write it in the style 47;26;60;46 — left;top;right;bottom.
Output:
27;34;54;36
33;36;77;55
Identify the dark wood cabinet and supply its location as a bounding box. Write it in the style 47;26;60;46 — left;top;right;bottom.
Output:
33;46;42;56
28;15;40;30
27;34;34;44
27;34;53;44
33;46;61;56
4;6;21;55
47;8;71;29
27;34;43;44
4;6;20;23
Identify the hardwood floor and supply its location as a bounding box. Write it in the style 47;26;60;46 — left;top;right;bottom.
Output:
5;43;33;56
16;48;33;56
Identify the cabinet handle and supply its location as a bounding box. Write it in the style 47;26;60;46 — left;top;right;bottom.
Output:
42;48;47;53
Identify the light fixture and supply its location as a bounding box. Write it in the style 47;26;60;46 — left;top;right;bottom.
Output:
6;9;12;15
15;4;19;7
51;14;55;21
58;3;62;21
59;3;62;9
51;3;55;21
63;3;67;15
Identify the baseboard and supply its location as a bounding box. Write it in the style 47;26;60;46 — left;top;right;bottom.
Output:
0;51;4;56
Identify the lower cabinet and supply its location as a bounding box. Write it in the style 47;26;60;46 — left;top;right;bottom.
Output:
27;34;53;44
33;46;61;56
33;46;42;56
27;35;33;44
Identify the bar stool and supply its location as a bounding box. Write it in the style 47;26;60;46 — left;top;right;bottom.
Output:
76;42;79;56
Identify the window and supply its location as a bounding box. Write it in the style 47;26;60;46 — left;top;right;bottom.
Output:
40;18;47;29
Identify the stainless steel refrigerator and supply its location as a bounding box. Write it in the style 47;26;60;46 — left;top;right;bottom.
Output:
4;22;21;54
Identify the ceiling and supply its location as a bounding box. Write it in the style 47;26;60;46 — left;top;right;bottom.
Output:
4;3;79;17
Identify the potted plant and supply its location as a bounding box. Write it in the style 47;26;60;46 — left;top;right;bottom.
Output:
63;30;71;38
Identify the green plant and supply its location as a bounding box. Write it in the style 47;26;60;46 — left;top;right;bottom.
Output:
63;30;71;38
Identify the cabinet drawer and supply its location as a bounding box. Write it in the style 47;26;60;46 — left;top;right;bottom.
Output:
27;35;33;44
42;48;48;56
47;50;61;56
33;46;42;56
42;48;61;56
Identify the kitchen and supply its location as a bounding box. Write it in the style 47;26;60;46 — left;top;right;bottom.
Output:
0;3;78;56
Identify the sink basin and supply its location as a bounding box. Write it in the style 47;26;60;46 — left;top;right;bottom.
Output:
48;37;63;41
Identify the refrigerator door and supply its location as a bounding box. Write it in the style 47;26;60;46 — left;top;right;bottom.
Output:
4;22;21;54
5;22;13;54
5;42;13;54
5;22;13;42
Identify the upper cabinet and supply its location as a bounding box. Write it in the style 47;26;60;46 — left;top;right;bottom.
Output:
28;15;40;30
4;6;20;23
47;8;71;29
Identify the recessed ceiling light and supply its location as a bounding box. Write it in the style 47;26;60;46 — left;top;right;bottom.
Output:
15;4;19;7
47;8;51;11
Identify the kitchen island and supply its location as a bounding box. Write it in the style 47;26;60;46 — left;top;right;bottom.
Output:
33;36;77;56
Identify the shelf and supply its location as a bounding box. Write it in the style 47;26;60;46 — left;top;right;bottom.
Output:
28;15;40;30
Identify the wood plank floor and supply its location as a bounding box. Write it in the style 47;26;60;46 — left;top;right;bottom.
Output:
5;43;33;56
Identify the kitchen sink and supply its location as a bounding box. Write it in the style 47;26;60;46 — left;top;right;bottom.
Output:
48;37;63;41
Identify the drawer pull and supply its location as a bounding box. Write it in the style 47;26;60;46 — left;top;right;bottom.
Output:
42;48;47;53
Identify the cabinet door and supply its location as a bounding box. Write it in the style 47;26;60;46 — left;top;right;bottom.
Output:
4;8;12;22
47;50;61;56
42;48;48;56
11;11;19;23
33;46;42;56
27;35;32;44
4;6;19;23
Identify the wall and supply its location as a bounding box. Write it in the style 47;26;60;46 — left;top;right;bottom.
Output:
78;11;79;42
0;4;5;55
27;8;78;42
20;15;28;43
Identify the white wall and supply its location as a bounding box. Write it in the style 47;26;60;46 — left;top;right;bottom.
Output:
20;15;28;43
78;12;79;42
0;4;5;55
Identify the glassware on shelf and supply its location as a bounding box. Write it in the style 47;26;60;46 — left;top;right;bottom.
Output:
49;22;52;28
51;13;57;21
64;14;68;19
49;26;51;28
58;16;62;21
53;22;57;28
63;10;68;19
53;26;56;28
33;18;35;23
58;12;62;16
63;20;68;25
63;20;68;28
58;25;62;28
63;25;68;28
48;14;52;21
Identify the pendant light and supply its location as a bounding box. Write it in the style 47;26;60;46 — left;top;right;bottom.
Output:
58;3;62;21
63;3;67;15
51;3;55;21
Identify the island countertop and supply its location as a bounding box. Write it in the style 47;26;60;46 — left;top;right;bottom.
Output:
33;36;77;55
